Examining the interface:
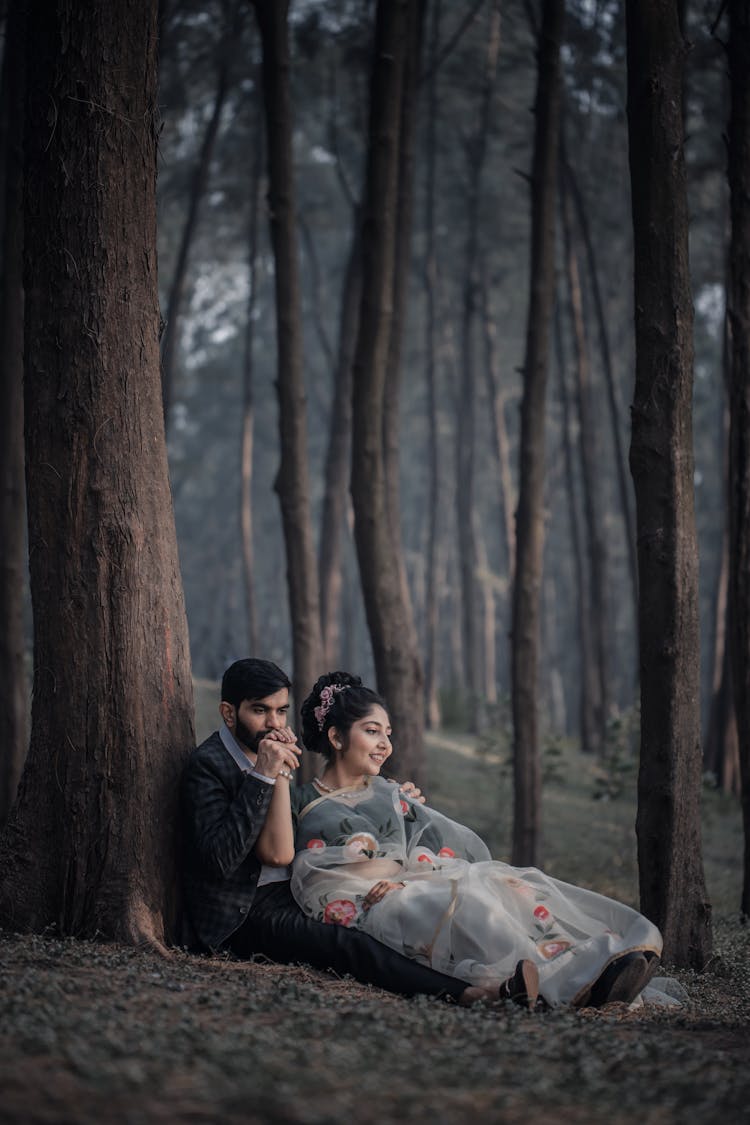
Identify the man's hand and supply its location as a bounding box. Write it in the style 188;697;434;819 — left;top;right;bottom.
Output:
362;879;405;911
399;781;425;805
255;728;301;781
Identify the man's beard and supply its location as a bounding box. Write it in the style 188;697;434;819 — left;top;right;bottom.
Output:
234;719;265;754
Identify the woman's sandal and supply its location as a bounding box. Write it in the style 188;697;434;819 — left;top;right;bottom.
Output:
498;959;540;1010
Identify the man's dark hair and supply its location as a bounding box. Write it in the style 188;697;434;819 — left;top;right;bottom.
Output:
221;659;291;707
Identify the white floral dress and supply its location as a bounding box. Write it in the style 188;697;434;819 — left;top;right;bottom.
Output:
291;776;665;1007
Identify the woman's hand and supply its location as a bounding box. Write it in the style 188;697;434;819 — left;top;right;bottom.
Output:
362;880;405;910
400;781;425;805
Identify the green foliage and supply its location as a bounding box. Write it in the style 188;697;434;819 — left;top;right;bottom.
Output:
591;706;639;802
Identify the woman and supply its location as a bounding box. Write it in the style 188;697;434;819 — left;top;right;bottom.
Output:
291;672;667;1010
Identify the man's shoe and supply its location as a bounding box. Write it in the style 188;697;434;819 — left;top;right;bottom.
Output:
588;952;650;1008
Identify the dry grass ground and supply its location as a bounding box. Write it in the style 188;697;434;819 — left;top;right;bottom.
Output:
1;693;748;1124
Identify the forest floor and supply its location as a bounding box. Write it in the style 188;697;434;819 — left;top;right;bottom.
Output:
1;702;748;1124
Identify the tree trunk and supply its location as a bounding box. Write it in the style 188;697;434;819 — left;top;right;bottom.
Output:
457;0;501;726
252;0;323;779
554;302;598;754
423;0;443;730
510;0;564;868
0;0;194;947
480;256;516;587
0;0;27;826
318;223;362;668
626;0;712;966
560;174;608;751
562;151;639;627
727;0;750;919
239;101;263;657
160;0;242;430
350;0;425;783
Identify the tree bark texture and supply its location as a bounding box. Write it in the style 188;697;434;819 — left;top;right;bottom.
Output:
626;0;712;965
350;0;425;782
0;0;195;945
160;0;242;430
727;0;750;919
510;0;564;867
0;0;28;826
253;0;324;779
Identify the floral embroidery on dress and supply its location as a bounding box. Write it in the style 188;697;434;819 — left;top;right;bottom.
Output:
438;847;456;858
538;938;572;959
344;832;378;858
306;838;326;850
323;899;358;926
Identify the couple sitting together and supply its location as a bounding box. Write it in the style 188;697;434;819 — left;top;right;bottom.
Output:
181;658;667;1010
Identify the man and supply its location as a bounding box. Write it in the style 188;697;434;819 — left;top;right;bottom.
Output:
180;658;478;1003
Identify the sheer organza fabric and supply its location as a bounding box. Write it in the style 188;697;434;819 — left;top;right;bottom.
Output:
292;776;670;1007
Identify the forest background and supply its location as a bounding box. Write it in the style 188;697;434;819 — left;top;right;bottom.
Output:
0;0;746;968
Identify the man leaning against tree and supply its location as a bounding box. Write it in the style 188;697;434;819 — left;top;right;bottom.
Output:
180;657;480;1003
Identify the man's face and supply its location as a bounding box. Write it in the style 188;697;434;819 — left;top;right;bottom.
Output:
223;688;290;753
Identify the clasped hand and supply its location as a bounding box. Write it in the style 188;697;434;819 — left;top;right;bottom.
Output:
255;728;301;781
362;879;406;910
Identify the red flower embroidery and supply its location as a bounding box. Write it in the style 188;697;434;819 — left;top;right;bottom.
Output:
323;899;358;926
438;847;455;858
534;905;550;921
417;853;433;863
538;939;571;959
399;799;410;815
306;838;325;850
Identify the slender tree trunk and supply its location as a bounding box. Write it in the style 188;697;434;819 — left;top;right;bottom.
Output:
510;0;564;868
727;0;750;919
239;102;263;656
560;175;608;750
480;257;516;587
160;0;241;430
252;0;323;779
423;0;442;730
626;0;712;965
0;0;27;826
350;0;425;782
554;302;598;754
562;152;639;623
318;224;362;667
457;0;501;726
0;0;194;946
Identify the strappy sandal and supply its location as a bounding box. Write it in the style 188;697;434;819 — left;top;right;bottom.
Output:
499;959;540;1010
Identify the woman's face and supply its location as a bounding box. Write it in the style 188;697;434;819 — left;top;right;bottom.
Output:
339;705;392;777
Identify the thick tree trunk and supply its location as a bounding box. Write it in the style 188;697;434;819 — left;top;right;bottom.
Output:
0;1;27;826
0;0;194;947
510;0;564;867
560;176;608;751
252;0;323;778
457;0;501;726
350;0;425;782
239;106;263;656
727;0;750;919
626;0;712;966
160;0;241;430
